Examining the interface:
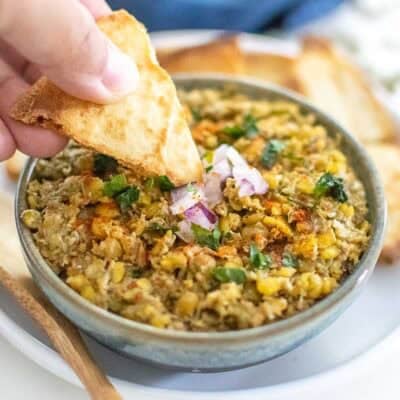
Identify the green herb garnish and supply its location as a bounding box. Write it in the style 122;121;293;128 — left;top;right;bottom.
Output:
212;267;246;284
205;165;213;173
191;224;221;250
223;114;259;139
261;140;286;168
157;175;175;192
190;107;202;122
103;174;128;197
115;186;139;211
249;244;272;270
314;173;348;203
282;253;299;268
93;154;117;175
103;174;139;211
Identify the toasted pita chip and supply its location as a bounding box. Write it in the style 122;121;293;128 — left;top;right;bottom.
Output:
5;150;27;181
244;52;294;86
11;10;202;186
365;143;400;263
157;36;245;75
291;37;396;144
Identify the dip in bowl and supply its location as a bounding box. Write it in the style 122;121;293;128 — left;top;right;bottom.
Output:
16;76;386;371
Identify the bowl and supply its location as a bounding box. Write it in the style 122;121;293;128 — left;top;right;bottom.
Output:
15;76;386;372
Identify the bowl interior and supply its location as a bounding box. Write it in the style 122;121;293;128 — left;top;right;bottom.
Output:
15;75;387;341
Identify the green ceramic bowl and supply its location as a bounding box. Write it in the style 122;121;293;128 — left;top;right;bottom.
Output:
15;76;386;372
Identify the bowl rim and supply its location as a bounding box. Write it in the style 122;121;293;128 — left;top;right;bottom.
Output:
15;74;387;342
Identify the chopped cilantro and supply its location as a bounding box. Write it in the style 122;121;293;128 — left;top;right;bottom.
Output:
191;224;221;250
223;114;259;139
249;244;271;270
115;186;139;211
261;140;286;168
212;267;246;284
93;154;117;175
205;165;213;173
314;173;348;203
103;174;128;197
282;253;299;268
103;174;139;211
190;107;202;122
157;175;175;192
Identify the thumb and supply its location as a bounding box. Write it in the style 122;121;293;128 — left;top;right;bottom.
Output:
0;0;138;103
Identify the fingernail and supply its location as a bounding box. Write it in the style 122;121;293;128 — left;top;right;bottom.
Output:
102;41;138;96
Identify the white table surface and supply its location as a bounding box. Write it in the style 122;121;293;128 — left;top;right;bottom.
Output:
0;330;399;400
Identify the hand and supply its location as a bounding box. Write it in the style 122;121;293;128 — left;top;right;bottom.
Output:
0;0;138;160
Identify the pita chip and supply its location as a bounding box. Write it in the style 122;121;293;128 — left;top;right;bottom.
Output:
11;10;203;186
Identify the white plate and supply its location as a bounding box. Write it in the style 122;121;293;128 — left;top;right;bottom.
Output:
1;31;399;400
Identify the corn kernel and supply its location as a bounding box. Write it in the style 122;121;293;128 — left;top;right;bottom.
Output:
256;277;282;296
21;209;41;229
204;135;218;149
270;204;282;216
80;285;96;302
110;261;125;283
296;176;314;194
85;259;105;279
95;202;120;218
242;213;263;225
321;277;338;295
293;234;317;259
297;272;323;299
272;267;296;277
67;274;89;291
339;203;354;218
217;246;237;258
321;246;340;260
137;192;152;206
91;217;107;239
145;203;162;217
160;252;188;271
219;216;230;233
175;292;199;317
150;314;170;328
262;172;280;190
262;216;293;237
330;150;346;163
318;229;336;248
326;161;342;174
136;278;152;291
83;177;104;201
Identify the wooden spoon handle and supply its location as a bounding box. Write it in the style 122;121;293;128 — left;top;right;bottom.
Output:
0;266;122;400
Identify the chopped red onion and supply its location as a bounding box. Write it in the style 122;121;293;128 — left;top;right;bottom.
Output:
176;220;194;243
233;165;268;197
213;159;231;182
213;144;230;164
170;184;205;215
204;172;223;207
184;202;217;230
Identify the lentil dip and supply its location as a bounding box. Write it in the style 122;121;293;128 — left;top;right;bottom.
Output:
21;87;370;331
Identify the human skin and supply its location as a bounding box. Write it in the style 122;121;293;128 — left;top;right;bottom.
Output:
0;0;138;160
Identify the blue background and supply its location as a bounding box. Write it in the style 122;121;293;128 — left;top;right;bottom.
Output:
109;0;345;32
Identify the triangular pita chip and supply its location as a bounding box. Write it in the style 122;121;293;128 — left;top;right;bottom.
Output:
157;36;245;75
11;10;203;186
